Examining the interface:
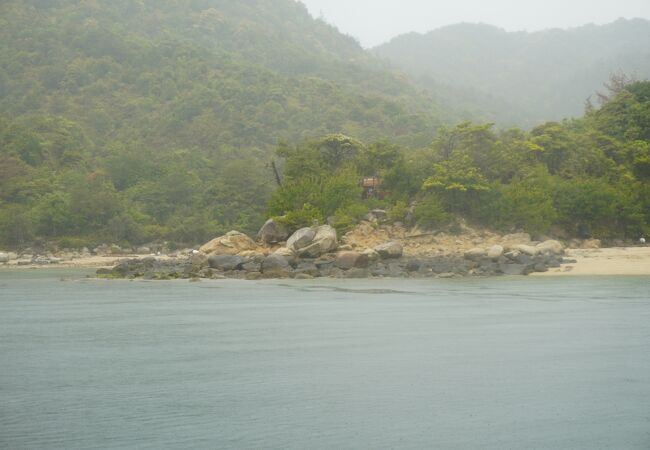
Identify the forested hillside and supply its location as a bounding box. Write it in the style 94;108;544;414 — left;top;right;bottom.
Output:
269;81;650;242
0;0;443;247
374;20;650;127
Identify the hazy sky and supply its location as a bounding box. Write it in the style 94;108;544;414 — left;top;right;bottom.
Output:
300;0;650;47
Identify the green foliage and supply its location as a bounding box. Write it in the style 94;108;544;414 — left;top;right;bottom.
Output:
553;179;646;238
276;204;324;231
330;203;369;234
272;81;650;240
388;201;409;223
480;178;558;237
0;0;442;247
0;1;648;247
413;195;450;229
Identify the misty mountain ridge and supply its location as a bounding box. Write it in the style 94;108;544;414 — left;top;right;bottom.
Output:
374;18;650;126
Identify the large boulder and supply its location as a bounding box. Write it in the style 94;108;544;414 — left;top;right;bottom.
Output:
335;251;369;270
536;240;564;255
200;231;257;256
0;252;9;263
262;254;293;278
257;218;290;244
296;225;339;258
287;228;316;252
487;245;504;260
374;242;403;259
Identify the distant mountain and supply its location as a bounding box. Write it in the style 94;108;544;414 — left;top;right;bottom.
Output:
374;19;650;127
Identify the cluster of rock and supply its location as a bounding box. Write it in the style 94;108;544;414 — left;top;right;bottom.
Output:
97;221;569;280
0;251;63;266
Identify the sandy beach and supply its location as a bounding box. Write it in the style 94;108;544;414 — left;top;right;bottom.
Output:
0;255;172;270
532;247;650;276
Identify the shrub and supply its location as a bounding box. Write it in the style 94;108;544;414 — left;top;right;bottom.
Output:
413;195;450;229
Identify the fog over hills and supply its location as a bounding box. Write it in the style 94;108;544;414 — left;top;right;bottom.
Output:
374;19;650;126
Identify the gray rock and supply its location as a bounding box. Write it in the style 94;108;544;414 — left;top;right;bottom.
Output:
257;218;290;244
374;242;403;259
287;227;316;252
406;260;421;272
499;263;529;276
298;225;338;258
189;252;208;268
242;260;262;272
208;255;245;271
0;252;8;263
262;254;293;278
534;263;549;273
294;261;320;277
334;251;369;270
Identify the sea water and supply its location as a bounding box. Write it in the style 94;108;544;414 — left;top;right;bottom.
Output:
1;270;649;449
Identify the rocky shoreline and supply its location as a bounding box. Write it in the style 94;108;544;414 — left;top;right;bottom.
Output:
95;222;570;281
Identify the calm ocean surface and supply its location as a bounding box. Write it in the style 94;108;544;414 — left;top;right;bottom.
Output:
1;270;649;449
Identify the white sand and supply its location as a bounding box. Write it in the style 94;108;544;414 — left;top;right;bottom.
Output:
533;247;650;276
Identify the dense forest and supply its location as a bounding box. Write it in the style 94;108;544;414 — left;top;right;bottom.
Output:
269;80;650;241
0;0;444;248
374;20;650;127
1;1;649;249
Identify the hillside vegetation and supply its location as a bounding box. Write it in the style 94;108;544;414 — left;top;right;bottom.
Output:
1;2;648;249
0;0;443;247
269;81;650;242
374;20;650;127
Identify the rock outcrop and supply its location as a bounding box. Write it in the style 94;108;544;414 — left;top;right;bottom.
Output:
286;225;338;258
257;218;290;244
98;220;572;281
262;254;293;278
287;228;316;253
200;231;258;256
